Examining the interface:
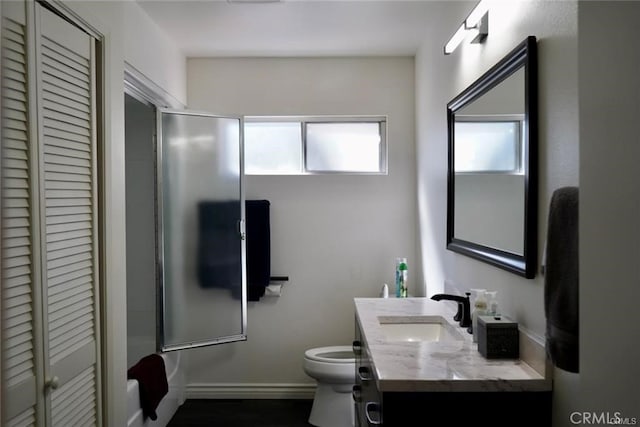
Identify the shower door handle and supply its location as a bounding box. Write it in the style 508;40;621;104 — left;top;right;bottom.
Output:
238;219;245;240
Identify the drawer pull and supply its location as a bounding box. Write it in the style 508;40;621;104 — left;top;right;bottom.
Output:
352;340;362;355
358;366;372;381
352;385;362;402
365;402;382;425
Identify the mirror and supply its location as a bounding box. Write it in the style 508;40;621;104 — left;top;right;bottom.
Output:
447;36;537;278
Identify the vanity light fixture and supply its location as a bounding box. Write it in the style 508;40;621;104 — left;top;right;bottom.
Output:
444;23;468;55
467;13;489;45
444;0;489;55
466;0;490;28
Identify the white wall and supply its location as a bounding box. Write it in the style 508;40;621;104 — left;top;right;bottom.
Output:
121;1;186;104
125;94;156;368
578;1;640;419
56;1;186;424
415;0;579;424
185;57;416;390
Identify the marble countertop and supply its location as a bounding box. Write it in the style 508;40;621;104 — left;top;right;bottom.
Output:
355;297;552;392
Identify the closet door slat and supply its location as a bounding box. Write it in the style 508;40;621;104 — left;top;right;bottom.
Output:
43;126;91;146
51;366;96;426
5;407;36;427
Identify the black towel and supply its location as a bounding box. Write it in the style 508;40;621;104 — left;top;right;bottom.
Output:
544;187;579;373
197;201;243;291
245;200;271;301
127;354;168;421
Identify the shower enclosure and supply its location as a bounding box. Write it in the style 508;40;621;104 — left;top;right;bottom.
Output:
125;92;247;362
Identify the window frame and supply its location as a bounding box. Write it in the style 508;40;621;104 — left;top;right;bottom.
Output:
244;115;388;175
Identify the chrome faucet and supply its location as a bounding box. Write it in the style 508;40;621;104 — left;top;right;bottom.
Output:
431;292;472;329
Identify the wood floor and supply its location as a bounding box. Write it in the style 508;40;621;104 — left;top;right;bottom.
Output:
167;399;314;427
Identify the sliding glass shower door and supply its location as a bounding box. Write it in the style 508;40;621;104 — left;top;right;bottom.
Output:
157;110;246;351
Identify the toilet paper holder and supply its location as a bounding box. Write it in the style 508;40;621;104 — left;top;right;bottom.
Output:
265;276;289;297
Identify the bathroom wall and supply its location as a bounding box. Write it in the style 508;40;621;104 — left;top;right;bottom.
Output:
578;1;640;419
56;1;186;423
120;1;186;105
124;94;156;368
184;57;416;394
415;0;580;424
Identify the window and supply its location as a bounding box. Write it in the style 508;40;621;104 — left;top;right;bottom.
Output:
244;122;302;174
454;116;524;174
244;117;387;175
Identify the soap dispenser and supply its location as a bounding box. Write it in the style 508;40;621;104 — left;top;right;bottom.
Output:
469;289;487;343
486;291;499;316
380;283;389;298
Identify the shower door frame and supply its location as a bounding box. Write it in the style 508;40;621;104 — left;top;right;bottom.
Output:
156;108;247;352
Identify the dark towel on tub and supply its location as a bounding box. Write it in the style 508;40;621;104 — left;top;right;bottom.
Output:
544;187;579;373
245;200;271;301
127;354;168;421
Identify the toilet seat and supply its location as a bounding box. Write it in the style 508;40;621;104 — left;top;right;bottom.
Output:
304;346;355;364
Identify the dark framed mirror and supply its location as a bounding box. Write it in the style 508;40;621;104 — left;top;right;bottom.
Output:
447;36;537;278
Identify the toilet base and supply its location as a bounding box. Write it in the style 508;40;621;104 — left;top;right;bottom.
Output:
308;382;354;427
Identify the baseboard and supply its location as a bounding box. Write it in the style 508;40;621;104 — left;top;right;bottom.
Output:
518;325;551;380
186;383;317;400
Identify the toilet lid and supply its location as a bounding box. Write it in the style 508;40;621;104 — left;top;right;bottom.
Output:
304;346;355;363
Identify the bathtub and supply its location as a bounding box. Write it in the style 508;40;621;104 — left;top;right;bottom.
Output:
127;351;185;427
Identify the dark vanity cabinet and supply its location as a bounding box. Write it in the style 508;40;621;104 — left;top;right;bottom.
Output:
353;319;552;427
353;320;381;426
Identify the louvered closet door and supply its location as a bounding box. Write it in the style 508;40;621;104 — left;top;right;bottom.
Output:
2;2;42;426
36;4;101;426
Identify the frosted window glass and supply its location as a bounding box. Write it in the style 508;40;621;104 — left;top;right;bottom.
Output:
306;123;381;172
454;121;521;173
245;122;302;174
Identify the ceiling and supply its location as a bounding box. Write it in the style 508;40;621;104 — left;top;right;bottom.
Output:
136;0;472;57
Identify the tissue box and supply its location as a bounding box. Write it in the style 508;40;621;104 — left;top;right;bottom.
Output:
477;315;519;359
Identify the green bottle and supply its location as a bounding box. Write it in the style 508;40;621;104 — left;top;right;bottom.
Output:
398;260;408;298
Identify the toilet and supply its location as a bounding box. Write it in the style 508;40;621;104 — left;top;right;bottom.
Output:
303;346;356;427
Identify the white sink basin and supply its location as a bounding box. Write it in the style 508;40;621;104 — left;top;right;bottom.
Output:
377;316;464;342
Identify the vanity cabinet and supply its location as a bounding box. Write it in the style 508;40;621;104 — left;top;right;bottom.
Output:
353;320;382;426
353;319;552;427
